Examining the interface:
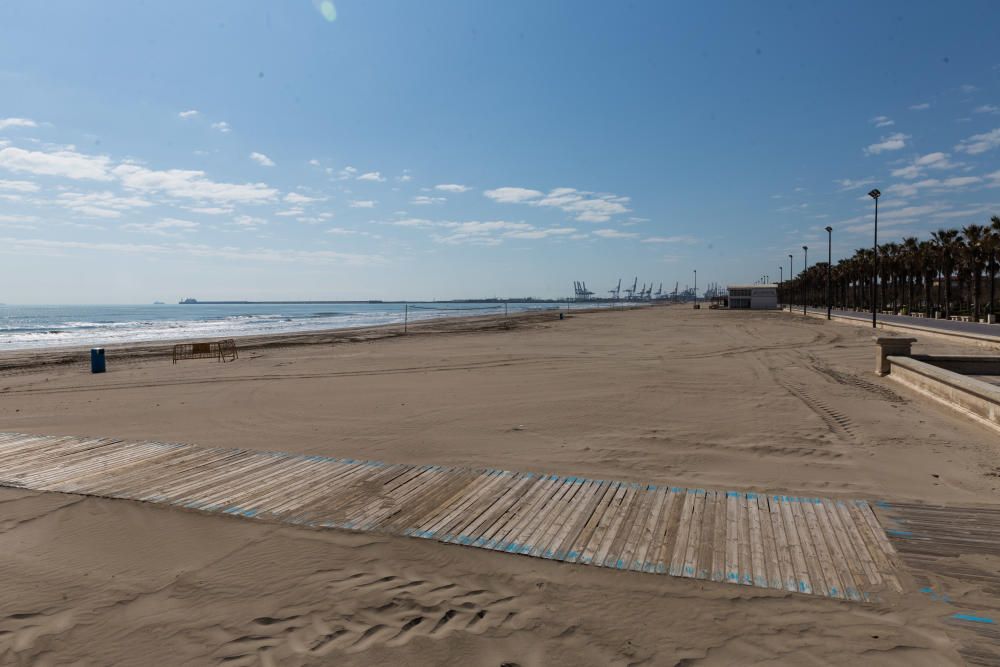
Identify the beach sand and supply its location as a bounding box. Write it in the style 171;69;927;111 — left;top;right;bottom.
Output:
0;305;995;665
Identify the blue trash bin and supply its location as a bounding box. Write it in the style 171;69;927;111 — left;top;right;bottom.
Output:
91;348;106;374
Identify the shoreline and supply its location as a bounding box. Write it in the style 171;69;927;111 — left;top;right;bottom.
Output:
0;303;655;373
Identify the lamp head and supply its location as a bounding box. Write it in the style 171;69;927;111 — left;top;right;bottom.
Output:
825;226;833;233
868;188;881;200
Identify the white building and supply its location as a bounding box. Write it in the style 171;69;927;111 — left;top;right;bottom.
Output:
727;284;778;310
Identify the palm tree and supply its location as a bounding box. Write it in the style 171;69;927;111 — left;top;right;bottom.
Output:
919;240;936;314
988;216;1000;319
932;228;960;318
962;224;988;319
901;236;920;313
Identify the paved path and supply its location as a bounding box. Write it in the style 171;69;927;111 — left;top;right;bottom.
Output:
0;431;902;601
791;307;1000;341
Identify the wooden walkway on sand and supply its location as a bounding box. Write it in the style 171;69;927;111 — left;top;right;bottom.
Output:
0;432;900;601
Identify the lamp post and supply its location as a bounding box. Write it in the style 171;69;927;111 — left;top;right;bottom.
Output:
825;226;833;320
788;254;793;313
868;188;881;328
802;246;808;316
779;266;783;308
693;270;697;304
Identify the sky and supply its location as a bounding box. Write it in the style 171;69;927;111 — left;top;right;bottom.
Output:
0;0;998;303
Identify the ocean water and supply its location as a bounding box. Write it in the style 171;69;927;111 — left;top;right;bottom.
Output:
0;302;597;351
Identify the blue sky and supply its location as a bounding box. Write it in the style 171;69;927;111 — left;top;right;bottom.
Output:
0;0;998;302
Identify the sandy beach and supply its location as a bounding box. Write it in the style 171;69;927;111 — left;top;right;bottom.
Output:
0;305;996;665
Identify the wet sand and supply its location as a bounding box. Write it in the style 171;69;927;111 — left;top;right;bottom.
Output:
0;305;995;665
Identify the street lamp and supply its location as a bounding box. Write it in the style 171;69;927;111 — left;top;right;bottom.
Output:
868;188;881;328
788;254;793;313
779;266;783;307
825;226;833;320
693;269;697;304
802;246;808;316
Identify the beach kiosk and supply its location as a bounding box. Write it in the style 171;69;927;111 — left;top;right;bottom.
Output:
726;284;778;310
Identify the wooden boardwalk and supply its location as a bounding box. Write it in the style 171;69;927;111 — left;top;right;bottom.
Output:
880;501;1000;665
0;432;900;601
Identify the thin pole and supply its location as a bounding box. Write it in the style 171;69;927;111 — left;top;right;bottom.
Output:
826;228;832;320
872;197;879;328
788;254;793;313
990;250;996;319
404;304;408;333
802;247;808;316
779;266;783;308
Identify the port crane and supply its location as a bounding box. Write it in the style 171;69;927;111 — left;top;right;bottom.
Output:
624;277;638;300
608;279;622;300
572;281;594;300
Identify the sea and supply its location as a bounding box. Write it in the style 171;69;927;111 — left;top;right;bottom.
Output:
0;302;603;351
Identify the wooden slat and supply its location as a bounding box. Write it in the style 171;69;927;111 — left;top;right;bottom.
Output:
747;493;767;588
669;489;696;577
791;498;827;596
779;496;812;595
565;481;620;564
630;485;667;572
757;494;783;589
0;431;902;602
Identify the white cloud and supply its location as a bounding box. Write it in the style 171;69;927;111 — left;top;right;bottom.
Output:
834;177;876;191
434;183;470;193
870;115;894;127
335;166;358;180
0;236;384;266
122;217;199;235
0;146;113;180
232;215;267;227
940;176;981;187
974;105;1000;115
641;235;697;244
388;217;435;228
433;220;533;245
891;152;958;179
0;179;39;192
864;132;909;155
483;187;543;204
593;228;638;239
113;163;278;203
504;227;577;239
178;110;199;119
397;170;413;182
955;128;1000;154
412;195;445;205
987;170;1000;188
0;118;37;130
349;200;376;208
274;208;304;217
484;186;630;222
308;159;321;167
210;121;231;133
960;84;978;94
249;152;275;167
186;206;233;215
357;171;385;182
284;191;321;204
909;103;930;111
326;227;378;238
57;191;153;218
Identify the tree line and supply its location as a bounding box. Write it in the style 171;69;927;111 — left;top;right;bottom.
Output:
779;215;1000;319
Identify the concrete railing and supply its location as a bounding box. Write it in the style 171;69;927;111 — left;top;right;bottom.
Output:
886;356;1000;433
874;336;1000;433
